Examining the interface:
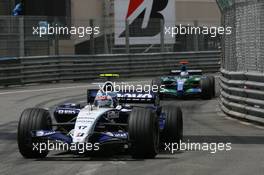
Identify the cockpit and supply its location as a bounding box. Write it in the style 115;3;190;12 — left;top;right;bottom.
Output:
94;91;118;108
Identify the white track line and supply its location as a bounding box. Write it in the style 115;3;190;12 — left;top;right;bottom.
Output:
223;115;264;130
217;111;264;130
224;116;237;121
255;125;264;130
76;164;102;175
238;121;252;126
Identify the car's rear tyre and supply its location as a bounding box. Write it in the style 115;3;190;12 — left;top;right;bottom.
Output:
201;77;212;99
208;76;215;98
129;108;159;159
161;105;183;145
17;108;52;158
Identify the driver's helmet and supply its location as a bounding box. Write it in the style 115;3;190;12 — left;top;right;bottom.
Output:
180;65;187;72
180;71;189;77
179;62;189;77
94;92;114;108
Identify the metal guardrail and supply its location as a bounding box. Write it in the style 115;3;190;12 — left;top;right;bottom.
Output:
0;51;220;86
220;69;264;124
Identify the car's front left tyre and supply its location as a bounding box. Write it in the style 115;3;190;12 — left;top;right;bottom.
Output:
201;77;212;99
129;108;159;159
208;76;215;98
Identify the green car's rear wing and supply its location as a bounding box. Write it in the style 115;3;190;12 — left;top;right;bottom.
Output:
170;70;203;75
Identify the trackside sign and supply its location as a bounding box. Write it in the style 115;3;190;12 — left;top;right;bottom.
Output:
114;0;176;45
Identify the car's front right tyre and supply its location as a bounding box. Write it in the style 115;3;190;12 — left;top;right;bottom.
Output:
17;108;52;158
160;105;183;145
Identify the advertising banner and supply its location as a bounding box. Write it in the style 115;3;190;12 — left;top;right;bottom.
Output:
115;0;176;45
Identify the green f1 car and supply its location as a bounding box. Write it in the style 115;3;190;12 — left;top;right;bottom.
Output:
152;61;215;99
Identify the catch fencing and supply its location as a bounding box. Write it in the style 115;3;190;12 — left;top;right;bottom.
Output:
218;0;264;124
0;16;221;57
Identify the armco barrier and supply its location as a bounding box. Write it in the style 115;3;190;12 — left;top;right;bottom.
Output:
0;57;21;85
0;51;220;86
220;69;264;124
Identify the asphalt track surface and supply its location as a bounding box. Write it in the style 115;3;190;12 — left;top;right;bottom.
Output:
0;77;263;175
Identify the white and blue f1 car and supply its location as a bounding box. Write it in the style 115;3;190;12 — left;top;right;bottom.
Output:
17;84;183;159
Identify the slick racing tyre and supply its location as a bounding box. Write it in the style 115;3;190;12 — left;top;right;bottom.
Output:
17;108;52;158
161;105;183;145
208;76;215;98
201;77;212;99
129;108;159;159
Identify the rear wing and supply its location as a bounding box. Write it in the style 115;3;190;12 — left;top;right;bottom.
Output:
87;89;158;105
117;91;157;104
170;70;203;75
99;74;119;81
